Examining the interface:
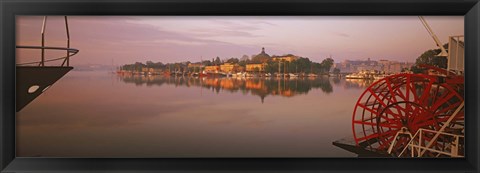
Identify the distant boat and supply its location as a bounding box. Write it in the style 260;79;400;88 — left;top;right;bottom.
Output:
345;71;373;79
345;73;366;79
289;73;298;78
307;73;318;77
219;72;228;77
234;72;243;78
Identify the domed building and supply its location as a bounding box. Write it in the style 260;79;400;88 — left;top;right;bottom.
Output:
252;47;271;63
246;47;271;72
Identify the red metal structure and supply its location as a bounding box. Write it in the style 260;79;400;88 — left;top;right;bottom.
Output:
351;66;464;156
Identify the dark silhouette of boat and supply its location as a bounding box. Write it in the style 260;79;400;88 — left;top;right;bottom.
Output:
16;16;79;112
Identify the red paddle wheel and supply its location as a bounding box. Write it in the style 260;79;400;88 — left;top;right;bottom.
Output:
352;66;464;156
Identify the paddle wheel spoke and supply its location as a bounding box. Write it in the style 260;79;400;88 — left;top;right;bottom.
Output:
419;80;434;105
434;102;461;115
431;92;456;110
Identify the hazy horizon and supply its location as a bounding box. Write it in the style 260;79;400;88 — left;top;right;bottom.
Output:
16;16;464;66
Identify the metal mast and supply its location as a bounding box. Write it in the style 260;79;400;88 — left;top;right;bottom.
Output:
418;16;448;57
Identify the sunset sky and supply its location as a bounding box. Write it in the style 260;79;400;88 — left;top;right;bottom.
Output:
16;16;463;66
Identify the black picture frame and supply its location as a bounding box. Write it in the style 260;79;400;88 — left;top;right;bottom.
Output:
1;0;479;172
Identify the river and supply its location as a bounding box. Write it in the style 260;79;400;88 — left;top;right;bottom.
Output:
17;71;374;157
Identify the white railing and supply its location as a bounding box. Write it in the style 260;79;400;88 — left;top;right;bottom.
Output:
398;128;464;157
394;102;464;157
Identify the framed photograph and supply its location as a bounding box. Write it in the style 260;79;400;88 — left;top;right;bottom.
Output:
1;0;479;172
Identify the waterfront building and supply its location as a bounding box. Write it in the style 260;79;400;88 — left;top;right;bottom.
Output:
220;63;235;73
236;66;245;72
188;63;205;68
246;63;266;72
388;62;415;73
141;67;162;73
204;65;220;73
272;54;299;62
334;58;413;74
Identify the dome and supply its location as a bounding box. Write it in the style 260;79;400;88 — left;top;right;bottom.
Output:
253;47;271;63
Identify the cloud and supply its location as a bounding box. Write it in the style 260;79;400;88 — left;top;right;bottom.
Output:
247;20;277;26
335;32;350;38
189;28;261;38
156;39;207;46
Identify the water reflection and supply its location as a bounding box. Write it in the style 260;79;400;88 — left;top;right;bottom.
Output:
118;75;337;103
342;79;375;89
17;71;375;157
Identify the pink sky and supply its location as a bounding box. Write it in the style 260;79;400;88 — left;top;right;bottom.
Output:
16;16;463;66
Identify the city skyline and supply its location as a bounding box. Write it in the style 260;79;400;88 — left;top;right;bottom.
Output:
16;16;463;66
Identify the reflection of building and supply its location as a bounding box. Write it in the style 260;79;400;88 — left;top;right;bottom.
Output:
246;63;266;72
220;63;235;73
245;80;265;90
344;79;373;89
119;75;334;102
219;79;235;89
204;65;220;72
272;54;299;62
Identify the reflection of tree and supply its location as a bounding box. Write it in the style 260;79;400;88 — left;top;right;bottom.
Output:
118;75;334;103
332;77;341;85
119;75;167;87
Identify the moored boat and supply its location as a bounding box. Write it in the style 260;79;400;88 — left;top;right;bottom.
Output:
289;73;298;78
345;73;366;79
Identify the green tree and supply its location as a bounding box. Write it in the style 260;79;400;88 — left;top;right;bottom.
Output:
320;58;334;73
226;58;240;64
254;67;260;73
240;55;249;61
296;57;311;73
265;61;280;73
333;68;340;74
146;61;155;68
134;62;145;72
415;43;448;69
214;56;221;65
202;60;212;66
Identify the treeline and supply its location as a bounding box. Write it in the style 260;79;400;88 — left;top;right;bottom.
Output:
120;61;188;72
263;57;334;74
121;56;335;74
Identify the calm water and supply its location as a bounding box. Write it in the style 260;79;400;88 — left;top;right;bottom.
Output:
17;71;373;157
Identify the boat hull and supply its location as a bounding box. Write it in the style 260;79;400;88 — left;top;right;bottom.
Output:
16;66;73;112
